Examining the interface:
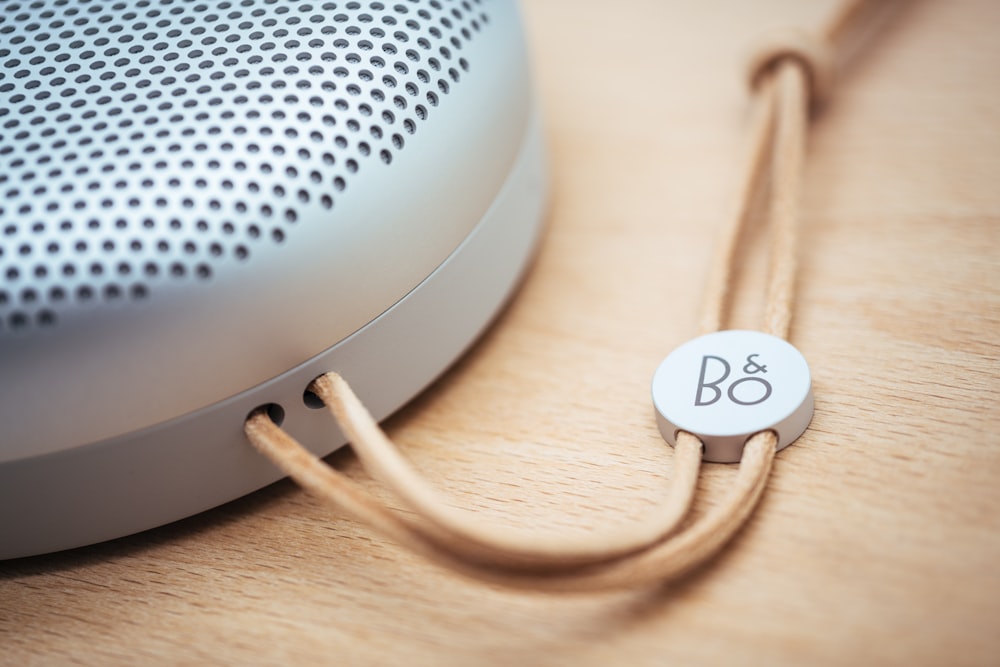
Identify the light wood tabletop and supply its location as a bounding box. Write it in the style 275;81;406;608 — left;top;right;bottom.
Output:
3;1;999;665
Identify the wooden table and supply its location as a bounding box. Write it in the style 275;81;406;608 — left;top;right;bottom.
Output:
3;1;998;664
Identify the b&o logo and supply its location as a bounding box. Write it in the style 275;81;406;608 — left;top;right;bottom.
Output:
694;354;772;407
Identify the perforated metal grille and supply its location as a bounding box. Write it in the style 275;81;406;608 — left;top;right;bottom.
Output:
0;0;490;332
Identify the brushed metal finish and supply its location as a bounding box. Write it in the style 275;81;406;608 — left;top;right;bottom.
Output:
0;0;530;459
0;0;546;557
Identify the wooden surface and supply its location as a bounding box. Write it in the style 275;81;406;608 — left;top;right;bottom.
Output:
3;1;999;664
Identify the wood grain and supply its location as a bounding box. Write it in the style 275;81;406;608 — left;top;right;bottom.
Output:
3;1;999;665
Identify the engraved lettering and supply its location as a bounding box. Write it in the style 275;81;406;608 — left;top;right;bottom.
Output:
727;376;772;406
695;355;729;406
743;353;767;374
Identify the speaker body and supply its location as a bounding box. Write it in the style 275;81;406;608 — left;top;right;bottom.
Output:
0;0;546;558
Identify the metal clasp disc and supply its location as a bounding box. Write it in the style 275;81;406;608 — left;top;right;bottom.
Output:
652;330;814;463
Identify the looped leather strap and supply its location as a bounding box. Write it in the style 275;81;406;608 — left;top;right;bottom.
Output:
746;28;834;107
243;0;892;590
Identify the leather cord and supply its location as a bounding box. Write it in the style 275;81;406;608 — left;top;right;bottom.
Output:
244;0;888;589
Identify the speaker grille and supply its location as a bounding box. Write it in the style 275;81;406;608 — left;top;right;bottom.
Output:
0;0;490;333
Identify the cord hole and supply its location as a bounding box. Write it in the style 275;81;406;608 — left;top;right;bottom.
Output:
250;403;285;426
302;387;325;409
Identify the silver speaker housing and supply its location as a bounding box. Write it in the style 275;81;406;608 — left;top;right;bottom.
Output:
0;0;546;558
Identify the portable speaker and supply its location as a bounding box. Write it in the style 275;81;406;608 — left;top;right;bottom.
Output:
0;0;546;559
